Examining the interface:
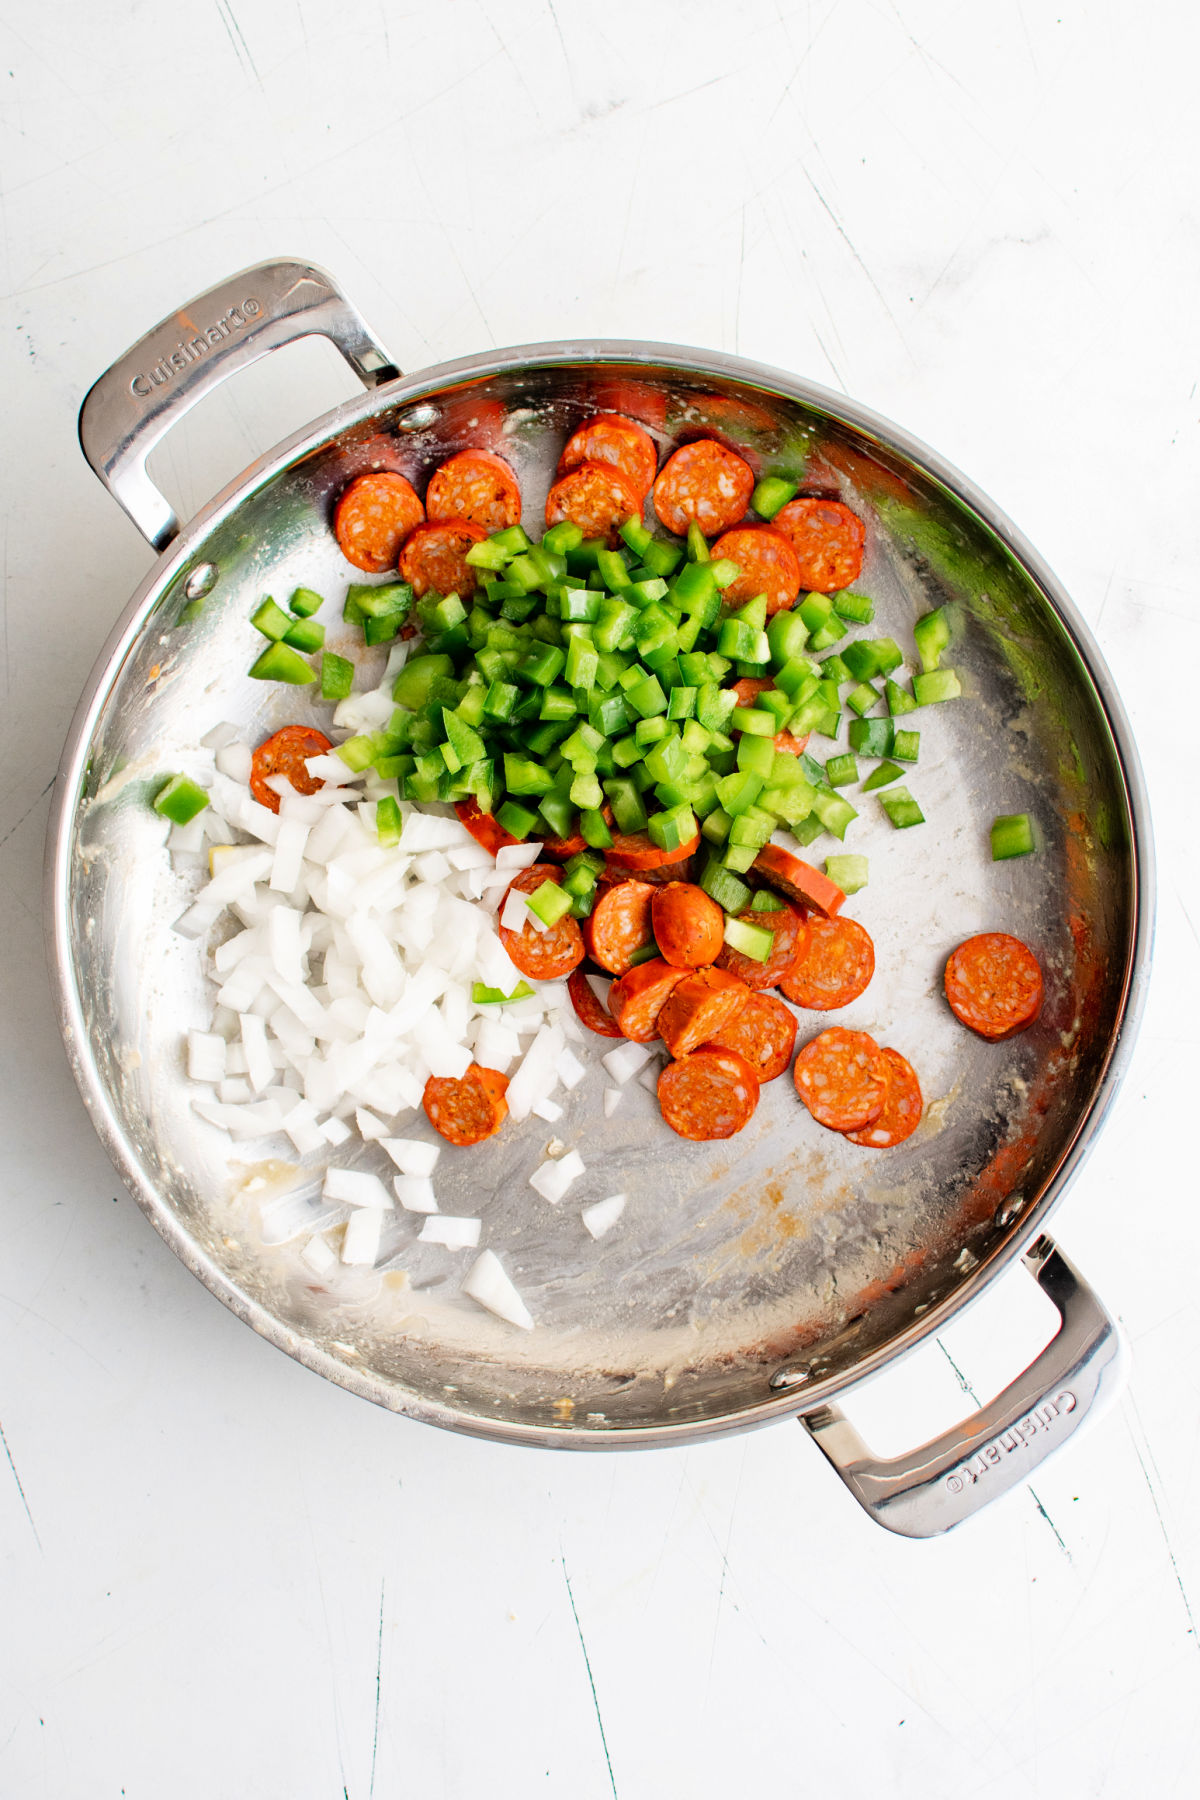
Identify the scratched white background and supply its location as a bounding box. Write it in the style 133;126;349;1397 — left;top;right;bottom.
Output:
2;2;1198;1795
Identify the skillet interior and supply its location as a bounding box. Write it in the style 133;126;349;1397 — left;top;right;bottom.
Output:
54;349;1143;1444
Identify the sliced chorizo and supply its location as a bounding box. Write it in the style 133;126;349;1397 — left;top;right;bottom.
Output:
944;933;1044;1041
423;1063;509;1146
844;1049;923;1148
715;902;804;991
425;449;522;532
658;1048;760;1141
651;882;725;969
793;1027;888;1133
497;865;585;981
567;967;624;1039
607;958;688;1043
558;414;659;501
398;519;488;598
582;879;656;975
657;966;750;1059
604;829;701;876
751;844;845;916
652;439;755;538
544;461;643;547
771;497;865;592
710;526;802;615
249;725;332;814
454;796;521;857
780;915;875;1010
704;992;797;1082
334;472;425;573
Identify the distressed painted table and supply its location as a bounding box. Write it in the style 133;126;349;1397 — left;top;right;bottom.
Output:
2;3;1197;1795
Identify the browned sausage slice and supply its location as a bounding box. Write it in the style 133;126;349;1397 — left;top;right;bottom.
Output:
425;449;522;531
771;497;865;592
497;866;585;981
715;901;805;991
544;461;643;547
793;1027;887;1132
710;526;802;615
398;519;488;598
652;439;755;538
607;958;688;1042
423;1064;510;1146
779;915;875;1010
844;1049;924;1147
704;992;798;1082
604;830;701;876
944;934;1044;1040
334;472;425;573
558;414;659;501
651;882;725;969
751;845;845;916
567;967;624;1038
582;880;656;975
658;1048;760;1140
657;967;750;1059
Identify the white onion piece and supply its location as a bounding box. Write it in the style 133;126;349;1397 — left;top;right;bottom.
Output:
271;819;309;893
283;1097;326;1155
495;843;544;872
321;1115;352;1146
187;1030;227;1084
601;1041;654;1085
380;1138;441;1177
170;814;207;854
584;973;613;1010
556;1047;587;1091
638;1059;664;1094
500;888;532;934
322;1168;393;1210
582;1194;627;1239
393;1174;438;1213
419;1215;480;1249
505;1024;564;1121
530;1149;585;1204
355;1106;387;1140
201;721;241;751
341;1207;383;1265
218;1077;253;1104
304;754;364;785
301;1233;337;1275
531;1096;563;1122
333;689;395;733
215;741;253;784
239;1014;274;1094
473;1017;521;1073
603;1086;622;1119
462;1250;534;1330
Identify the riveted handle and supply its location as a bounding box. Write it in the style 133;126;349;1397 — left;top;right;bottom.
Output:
800;1237;1126;1537
78;259;399;550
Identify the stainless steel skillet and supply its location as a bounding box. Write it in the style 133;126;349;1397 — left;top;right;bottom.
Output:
47;260;1153;1534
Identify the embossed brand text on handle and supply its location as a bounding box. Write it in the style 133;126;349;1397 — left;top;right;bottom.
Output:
129;297;262;398
945;1390;1077;1494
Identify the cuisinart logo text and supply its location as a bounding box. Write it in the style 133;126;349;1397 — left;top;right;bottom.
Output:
129;297;262;397
945;1389;1077;1494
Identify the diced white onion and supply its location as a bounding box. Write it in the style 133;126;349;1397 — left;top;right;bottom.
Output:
355;1106;387;1140
500;888;532;934
379;1137;441;1177
474;1017;521;1073
392;1174;438;1213
505;1024;564;1121
462;1250;534;1329
240;1012;274;1095
215;741;253;784
582;1194;627;1239
322;1168;393;1210
603;1086;622;1119
531;1096;563;1122
321;1115;352;1146
556;1047;587;1091
301;1233;337;1274
529;1149;585;1205
187;1030;227;1084
201;721;241;751
341;1207;383;1265
419;1215;481;1249
271;818;310;893
601;1041;655;1085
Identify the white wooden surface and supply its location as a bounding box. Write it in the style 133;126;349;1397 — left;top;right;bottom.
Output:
2;4;1198;1795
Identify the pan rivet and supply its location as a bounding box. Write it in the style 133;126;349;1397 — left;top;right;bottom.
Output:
397;403;439;432
770;1367;810;1391
183;561;218;600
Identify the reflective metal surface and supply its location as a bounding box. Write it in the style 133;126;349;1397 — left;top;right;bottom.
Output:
49;263;1154;1528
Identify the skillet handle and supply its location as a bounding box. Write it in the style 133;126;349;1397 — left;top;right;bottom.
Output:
797;1236;1126;1537
78;258;399;550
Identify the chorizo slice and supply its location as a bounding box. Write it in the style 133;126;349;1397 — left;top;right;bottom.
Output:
710;526;802;615
658;966;751;1059
779;915;876;1010
704;992;797;1082
334;472;425;573
544;461;643;547
454;796;521;857
652;439;755;539
751;844;845;916
793;1028;888;1133
771;497;865;592
425;449;522;532
423;1063;510;1147
651;882;725;969
558;413;659;501
567;967;624;1039
844;1048;923;1148
604;829;701;876
398;519;488;598
607;958;689;1043
715;901;804;991
497;865;585;981
582;880;656;975
541;805;612;862
944;933;1044;1040
658;1048;760;1141
249;725;333;814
